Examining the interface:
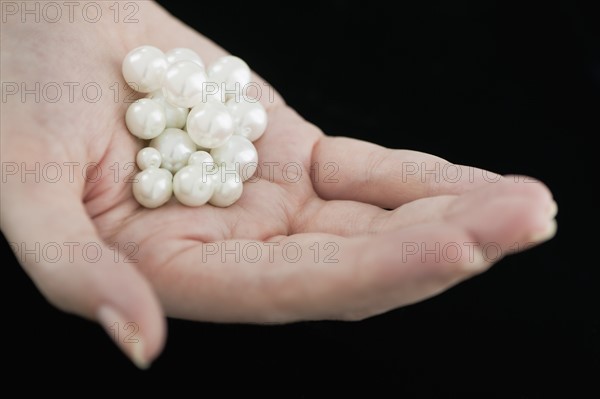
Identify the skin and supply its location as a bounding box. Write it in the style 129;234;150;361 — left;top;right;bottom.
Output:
0;2;557;368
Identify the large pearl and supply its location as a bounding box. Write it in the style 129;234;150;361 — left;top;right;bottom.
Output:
186;102;234;149
226;97;268;142
163;60;207;108
147;90;189;129
122;45;168;93
136;147;162;170
132;168;173;208
150;128;197;173
209;167;243;207
165;48;204;68
173;165;214;207
210;135;258;181
207;56;251;98
125;98;167;140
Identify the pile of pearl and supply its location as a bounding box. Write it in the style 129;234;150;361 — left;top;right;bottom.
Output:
122;45;267;208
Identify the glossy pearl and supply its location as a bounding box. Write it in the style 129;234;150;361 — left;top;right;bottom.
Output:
147;90;189;129
188;151;214;166
210;135;258;181
173;165;214;207
165;48;204;68
150;128;197;173
132;168;173;208
209;167;243;207
207;56;251;98
122;46;168;93
226;97;268;142
125;99;167;140
136;147;162;170
186;102;234;148
163;60;207;108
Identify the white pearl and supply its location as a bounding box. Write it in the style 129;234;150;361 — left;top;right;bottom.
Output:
209;167;243;207
188;151;214;167
125;99;167;140
122;46;168;93
147;90;189;129
226;97;268;142
165;48;204;68
150;128;197;173
136;147;162;170
203;81;224;103
210;135;258;182
132;168;173;208
173;165;214;207
186;102;234;148
163;60;207;108
207;56;251;99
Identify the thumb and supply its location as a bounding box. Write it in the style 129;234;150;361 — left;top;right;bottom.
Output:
1;174;166;369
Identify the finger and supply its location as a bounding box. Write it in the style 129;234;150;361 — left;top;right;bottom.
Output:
1;179;165;369
312;136;504;208
145;184;556;322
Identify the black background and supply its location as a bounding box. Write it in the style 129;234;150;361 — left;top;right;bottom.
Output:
2;1;598;395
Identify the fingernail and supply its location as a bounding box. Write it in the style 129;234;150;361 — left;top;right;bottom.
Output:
97;305;149;370
530;219;557;244
466;248;488;271
546;200;558;219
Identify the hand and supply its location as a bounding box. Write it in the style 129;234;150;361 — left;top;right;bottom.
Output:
1;2;557;368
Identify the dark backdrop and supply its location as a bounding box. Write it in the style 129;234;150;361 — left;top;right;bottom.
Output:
3;1;598;395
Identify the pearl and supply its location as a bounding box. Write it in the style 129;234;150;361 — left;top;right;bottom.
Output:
209;167;243;207
163;60;207;108
210;135;258;182
125;98;167;140
147;90;189;129
207;56;251;98
188;151;214;167
150;128;197;173
122;45;168;93
136;147;162;170
173;165;214;207
186;102;234;149
226;97;268;142
165;48;204;68
132;168;173;208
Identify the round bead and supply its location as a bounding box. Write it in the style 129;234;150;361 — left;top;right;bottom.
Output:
173;165;214;207
125;98;167;140
147;90;189;129
210;135;258;182
186;102;234;149
209;167;243;207
226;97;268;142
188;151;214;167
122;45;168;93
136;147;162;170
165;48;204;68
132;168;173;208
150;128;197;173
207;56;251;97
163;60;207;108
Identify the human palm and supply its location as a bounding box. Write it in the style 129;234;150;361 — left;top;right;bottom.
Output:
1;2;556;368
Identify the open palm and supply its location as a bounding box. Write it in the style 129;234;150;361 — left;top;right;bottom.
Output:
1;2;556;368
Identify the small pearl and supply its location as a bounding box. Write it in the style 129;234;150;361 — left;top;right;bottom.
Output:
226;97;268;142
173;165;214;207
209;167;243;207
125;98;167;140
147;90;189;129
136;147;162;170
132;168;173;208
210;135;258;181
207;56;251;98
150;128;197;173
165;48;204;68
186;102;234;148
122;45;168;93
188;151;214;167
164;60;207;108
